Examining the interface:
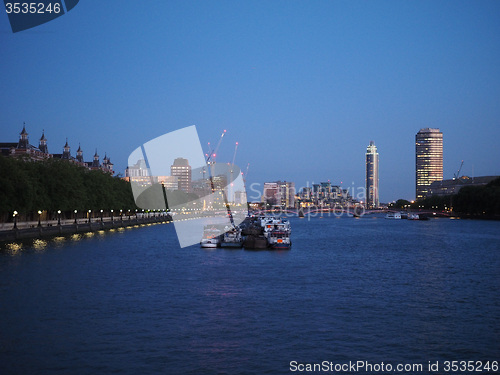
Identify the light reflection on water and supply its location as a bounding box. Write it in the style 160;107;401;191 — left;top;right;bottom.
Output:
4;242;22;255
0;222;172;255
32;239;48;251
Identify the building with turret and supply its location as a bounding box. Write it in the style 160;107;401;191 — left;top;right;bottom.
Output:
0;123;113;174
0;123;52;160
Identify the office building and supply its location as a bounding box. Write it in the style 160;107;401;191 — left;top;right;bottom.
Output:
416;128;443;200
365;141;379;208
277;181;295;208
125;159;150;178
428;175;499;197
262;181;295;208
170;157;192;192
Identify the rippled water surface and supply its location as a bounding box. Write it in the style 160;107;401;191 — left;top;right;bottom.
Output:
1;217;499;374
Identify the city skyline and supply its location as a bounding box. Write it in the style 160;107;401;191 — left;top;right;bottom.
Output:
3;121;497;204
1;2;499;202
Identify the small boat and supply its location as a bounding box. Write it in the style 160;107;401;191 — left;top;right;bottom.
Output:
261;216;292;249
385;212;402;219
408;213;430;221
261;216;291;234
221;226;243;248
267;230;292;249
200;227;221;248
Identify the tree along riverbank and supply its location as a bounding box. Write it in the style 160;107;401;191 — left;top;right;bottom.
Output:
0;155;137;223
391;177;500;219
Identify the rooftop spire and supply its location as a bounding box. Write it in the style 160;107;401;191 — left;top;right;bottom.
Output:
20;122;28;135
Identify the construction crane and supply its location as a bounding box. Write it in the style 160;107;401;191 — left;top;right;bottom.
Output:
242;163;250;184
231;142;239;171
230;142;238;179
203;130;227;178
206;129;226;165
453;160;464;180
204;130;227;191
202;130;235;227
228;142;239;203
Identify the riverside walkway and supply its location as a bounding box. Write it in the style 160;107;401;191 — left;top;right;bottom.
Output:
0;213;172;242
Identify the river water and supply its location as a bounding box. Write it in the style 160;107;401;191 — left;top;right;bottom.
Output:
1;216;499;374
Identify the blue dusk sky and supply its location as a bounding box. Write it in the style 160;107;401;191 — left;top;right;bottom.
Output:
1;1;499;202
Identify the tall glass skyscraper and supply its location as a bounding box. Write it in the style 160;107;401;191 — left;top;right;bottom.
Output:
415;128;443;200
365;141;379;208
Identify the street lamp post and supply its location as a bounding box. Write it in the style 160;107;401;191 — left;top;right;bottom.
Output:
74;210;78;224
13;211;18;229
88;210;92;223
100;209;103;222
37;210;42;227
110;209;114;222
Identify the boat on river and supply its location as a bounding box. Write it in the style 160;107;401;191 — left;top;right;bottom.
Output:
261;216;292;249
266;229;292;249
200;226;222;248
407;213;430;221
221;226;243;248
385;212;402;219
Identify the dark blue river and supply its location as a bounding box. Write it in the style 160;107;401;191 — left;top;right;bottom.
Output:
1;216;499;374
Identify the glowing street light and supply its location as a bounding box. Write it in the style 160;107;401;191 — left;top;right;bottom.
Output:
13;210;18;229
37;210;42;227
57;210;61;226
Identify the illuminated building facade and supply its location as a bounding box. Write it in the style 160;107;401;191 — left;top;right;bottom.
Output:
170;157;192;193
262;182;279;207
365;141;379;208
262;181;295;208
125;159;149;178
415;128;443;200
277;181;295;208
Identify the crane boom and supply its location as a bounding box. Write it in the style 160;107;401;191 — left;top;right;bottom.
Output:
205;130;227;164
211;129;226;163
231;142;238;170
242;163;250;184
454;160;464;180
